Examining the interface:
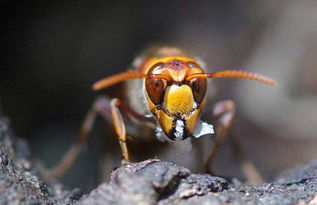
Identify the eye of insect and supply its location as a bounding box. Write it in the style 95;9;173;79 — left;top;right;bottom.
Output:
187;61;201;68
146;78;166;105
190;78;207;104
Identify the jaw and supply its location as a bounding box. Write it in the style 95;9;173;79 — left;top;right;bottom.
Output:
155;108;201;141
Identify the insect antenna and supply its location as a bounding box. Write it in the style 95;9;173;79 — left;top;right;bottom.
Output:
186;70;276;86
92;71;147;90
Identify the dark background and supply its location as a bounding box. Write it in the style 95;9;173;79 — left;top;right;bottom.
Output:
1;1;317;192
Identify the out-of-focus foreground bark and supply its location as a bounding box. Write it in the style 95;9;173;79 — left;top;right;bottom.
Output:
1;110;317;205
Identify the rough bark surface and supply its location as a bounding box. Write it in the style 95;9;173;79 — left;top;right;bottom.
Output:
78;159;317;205
0;116;316;205
0;117;82;204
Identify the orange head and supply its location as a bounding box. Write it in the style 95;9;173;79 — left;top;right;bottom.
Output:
143;57;208;140
92;56;276;141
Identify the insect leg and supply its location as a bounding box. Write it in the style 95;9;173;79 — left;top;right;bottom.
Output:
110;98;131;164
230;138;263;185
204;100;235;173
38;96;111;178
204;100;263;184
40;96;154;178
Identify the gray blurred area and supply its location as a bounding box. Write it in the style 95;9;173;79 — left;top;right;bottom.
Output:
1;0;317;192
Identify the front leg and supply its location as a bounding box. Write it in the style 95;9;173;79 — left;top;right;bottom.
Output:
110;98;130;164
204;100;263;184
40;95;155;178
204;100;235;173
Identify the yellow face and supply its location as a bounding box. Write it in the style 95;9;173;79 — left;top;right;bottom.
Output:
144;57;207;140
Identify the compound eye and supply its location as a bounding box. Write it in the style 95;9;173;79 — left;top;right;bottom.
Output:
190;78;207;104
146;78;166;105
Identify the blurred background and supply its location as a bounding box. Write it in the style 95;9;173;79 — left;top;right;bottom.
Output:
1;0;317;192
